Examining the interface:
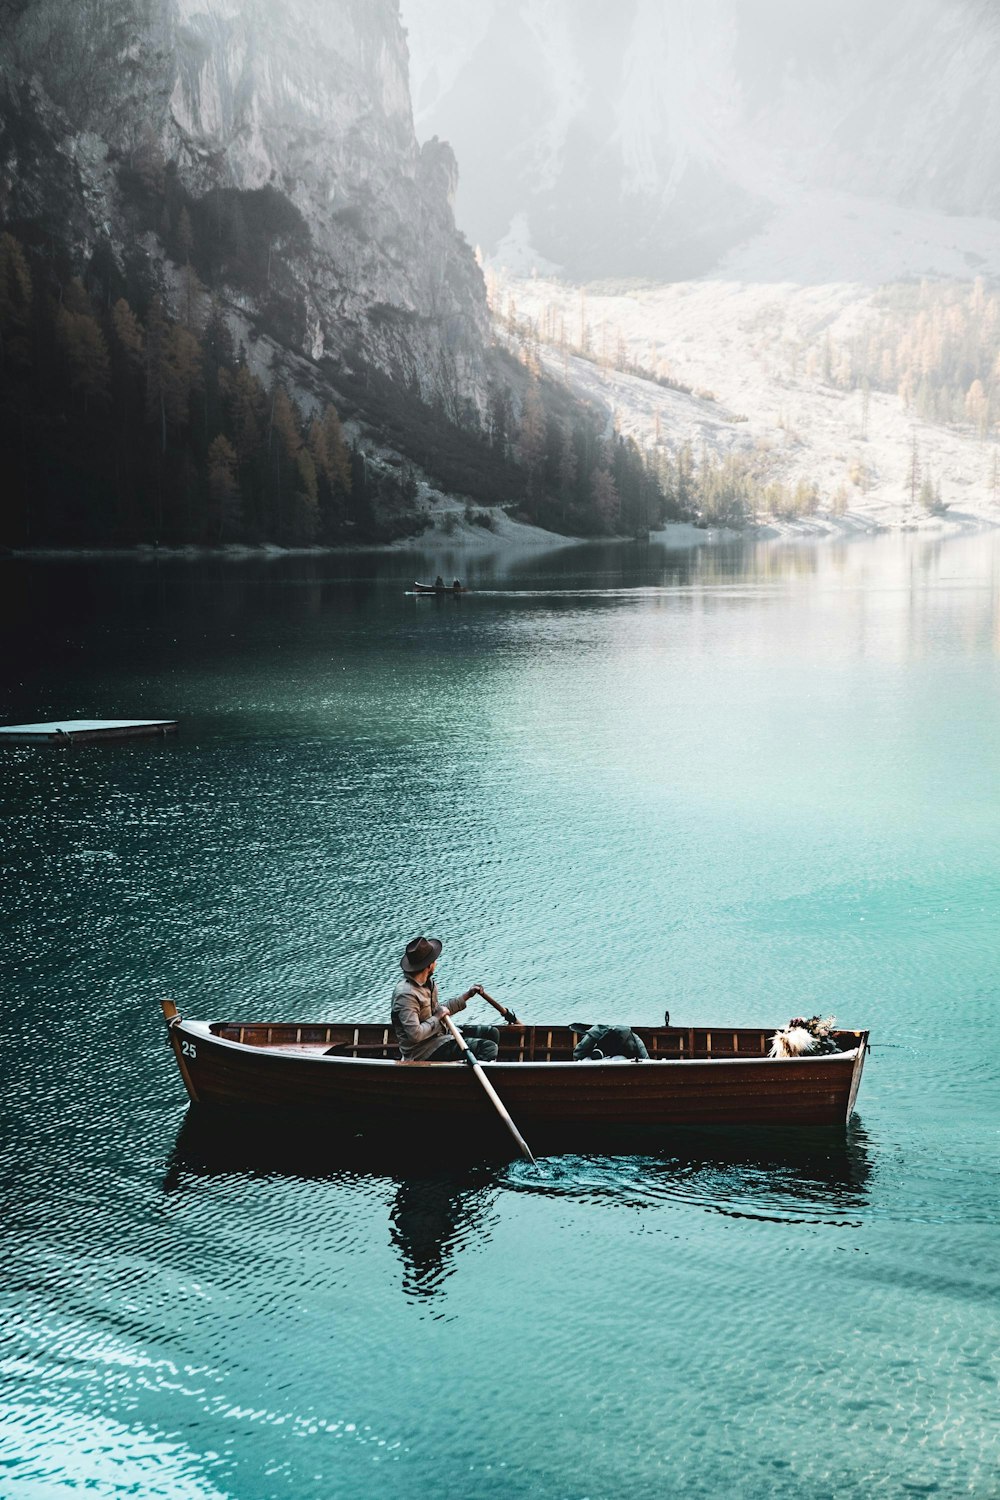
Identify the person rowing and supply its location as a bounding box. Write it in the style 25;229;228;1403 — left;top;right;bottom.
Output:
390;935;499;1062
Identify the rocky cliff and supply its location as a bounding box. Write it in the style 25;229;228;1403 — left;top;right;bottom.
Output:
0;0;490;406
0;1;691;549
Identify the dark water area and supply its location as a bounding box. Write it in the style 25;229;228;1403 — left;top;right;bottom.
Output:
2;534;998;1497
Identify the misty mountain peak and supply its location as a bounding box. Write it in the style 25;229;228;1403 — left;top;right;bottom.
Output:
403;0;1000;279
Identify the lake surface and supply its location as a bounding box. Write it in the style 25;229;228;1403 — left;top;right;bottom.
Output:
2;533;998;1499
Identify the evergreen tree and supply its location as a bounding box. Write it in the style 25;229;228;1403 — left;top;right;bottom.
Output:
0;233;32;370
111;298;144;366
177;205;195;265
225;364;266;468
207;434;241;540
591;442;618;530
487;382;512;458
557;419;577;521
320;403;351;494
56;302;110;410
308;402;351;538
517;374;546;497
144;296;170;454
161;323;202;429
675;443;696;517
907;433;921;505
268;382;303;540
179;263;207;332
291;446;320;544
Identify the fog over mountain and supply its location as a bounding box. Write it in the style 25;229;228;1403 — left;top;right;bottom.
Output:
400;0;1000;537
403;0;1000;279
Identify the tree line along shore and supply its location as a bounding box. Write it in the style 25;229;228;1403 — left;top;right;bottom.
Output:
0;209;700;550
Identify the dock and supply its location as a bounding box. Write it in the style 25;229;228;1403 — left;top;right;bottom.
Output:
0;719;178;744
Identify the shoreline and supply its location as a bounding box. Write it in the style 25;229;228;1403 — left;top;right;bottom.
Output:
7;510;999;563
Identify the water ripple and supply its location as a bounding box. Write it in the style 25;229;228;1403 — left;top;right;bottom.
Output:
4;538;1000;1499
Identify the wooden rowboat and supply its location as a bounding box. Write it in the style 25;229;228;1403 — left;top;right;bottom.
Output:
412;581;467;594
161;1002;868;1144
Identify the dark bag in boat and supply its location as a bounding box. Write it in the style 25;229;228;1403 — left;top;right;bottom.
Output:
570;1023;648;1062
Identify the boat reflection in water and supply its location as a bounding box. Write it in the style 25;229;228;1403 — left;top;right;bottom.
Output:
162;1111;507;1301
163;1112;874;1297
387;1168;501;1299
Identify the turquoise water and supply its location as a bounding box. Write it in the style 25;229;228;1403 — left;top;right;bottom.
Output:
1;533;998;1498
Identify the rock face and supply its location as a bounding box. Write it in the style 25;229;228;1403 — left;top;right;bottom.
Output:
0;0;490;407
403;0;1000;280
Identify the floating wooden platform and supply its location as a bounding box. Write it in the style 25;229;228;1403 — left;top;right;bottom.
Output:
0;719;178;744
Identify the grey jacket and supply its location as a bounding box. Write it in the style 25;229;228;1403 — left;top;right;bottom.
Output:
391;974;469;1061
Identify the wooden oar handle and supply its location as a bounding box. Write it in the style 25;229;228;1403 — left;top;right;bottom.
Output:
442;1014;535;1163
477;988;521;1025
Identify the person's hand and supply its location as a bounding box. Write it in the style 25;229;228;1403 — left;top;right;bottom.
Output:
462;986;481;1003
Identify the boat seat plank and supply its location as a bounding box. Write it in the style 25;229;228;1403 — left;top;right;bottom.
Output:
209;1020;861;1063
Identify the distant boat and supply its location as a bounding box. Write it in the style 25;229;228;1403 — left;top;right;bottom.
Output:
412;581;468;594
160;1001;869;1145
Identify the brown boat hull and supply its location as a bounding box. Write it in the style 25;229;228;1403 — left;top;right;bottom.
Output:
162;1008;868;1140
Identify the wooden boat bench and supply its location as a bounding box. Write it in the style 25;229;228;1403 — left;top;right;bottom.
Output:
208;1020;865;1064
214;1023;401;1059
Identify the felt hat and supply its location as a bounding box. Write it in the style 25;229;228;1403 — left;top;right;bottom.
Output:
400;935;442;974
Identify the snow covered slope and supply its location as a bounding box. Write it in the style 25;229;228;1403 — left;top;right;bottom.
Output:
499;256;1000;536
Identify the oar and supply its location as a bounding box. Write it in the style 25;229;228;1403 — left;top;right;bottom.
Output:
441;1013;535;1163
477;987;521;1025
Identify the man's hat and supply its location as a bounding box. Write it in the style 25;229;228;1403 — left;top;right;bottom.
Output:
400;935;442;974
